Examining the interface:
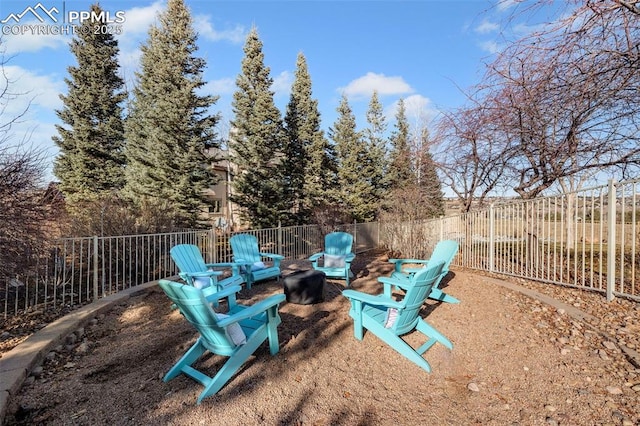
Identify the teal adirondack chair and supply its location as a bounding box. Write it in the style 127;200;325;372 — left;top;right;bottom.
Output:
309;232;355;286
342;261;452;373
387;240;460;304
170;244;245;292
229;234;284;289
158;279;286;404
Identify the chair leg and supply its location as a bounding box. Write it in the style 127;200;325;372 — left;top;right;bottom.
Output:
164;337;207;382
351;300;364;340
428;288;460;304
416;319;453;350
197;335;264;404
366;321;432;373
266;307;281;355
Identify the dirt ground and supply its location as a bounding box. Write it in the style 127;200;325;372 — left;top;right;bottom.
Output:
3;249;640;425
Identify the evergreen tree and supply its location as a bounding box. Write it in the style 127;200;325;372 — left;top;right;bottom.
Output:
330;95;376;222
52;3;126;204
283;53;333;224
230;27;287;229
416;127;445;218
388;98;413;189
363;91;388;213
124;0;218;229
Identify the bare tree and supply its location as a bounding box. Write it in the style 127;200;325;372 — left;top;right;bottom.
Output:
0;41;50;278
434;100;512;213
486;0;640;199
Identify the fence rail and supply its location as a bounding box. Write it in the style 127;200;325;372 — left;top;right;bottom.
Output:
2;179;639;320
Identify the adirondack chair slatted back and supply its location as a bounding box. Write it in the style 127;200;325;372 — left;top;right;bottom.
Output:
230;234;262;263
391;262;445;335
429;240;459;276
159;280;236;354
170;244;208;274
324;232;353;256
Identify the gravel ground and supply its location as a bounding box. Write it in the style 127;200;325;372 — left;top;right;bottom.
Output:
2;249;640;425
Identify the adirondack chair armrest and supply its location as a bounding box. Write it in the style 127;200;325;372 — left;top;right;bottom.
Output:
378;276;410;288
205;262;243;276
345;253;356;262
183;270;223;278
378;276;412;297
308;252;323;261
202;284;243;304
261;252;284;260
216;294;286;326
342;289;403;309
388;258;429;273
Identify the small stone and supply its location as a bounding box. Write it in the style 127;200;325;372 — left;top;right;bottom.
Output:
64;362;76;369
544;405;557;412
632;384;640;392
599;350;610;360
75;327;85;339
31;366;44;378
602;341;617;350
523;366;529;371
45;351;56;361
467;382;480;392
606;386;623;395
0;331;11;340
75;342;90;354
66;333;77;345
556;308;565;315
561;348;571;355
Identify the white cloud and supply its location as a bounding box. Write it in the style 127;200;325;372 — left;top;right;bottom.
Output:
478;40;501;54
3;65;64;111
1;66;63;180
1;19;71;54
340;72;414;99
193;15;246;44
496;0;520;12
475;19;499;34
118;1;164;37
403;94;437;122
272;70;293;98
206;77;236;96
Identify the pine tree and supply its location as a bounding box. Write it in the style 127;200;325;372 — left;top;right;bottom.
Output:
416;127;445;218
52;3;126;204
283;53;333;224
330;95;375;222
230;27;287;229
124;0;218;229
363;91;388;211
388;98;413;189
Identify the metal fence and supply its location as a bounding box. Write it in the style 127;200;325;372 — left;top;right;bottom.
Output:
381;179;639;302
1;223;379;319
2;179;639;320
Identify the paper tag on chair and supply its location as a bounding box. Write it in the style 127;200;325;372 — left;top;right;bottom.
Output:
384;308;398;328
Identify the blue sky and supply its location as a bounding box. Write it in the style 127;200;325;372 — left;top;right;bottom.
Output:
0;0;525;182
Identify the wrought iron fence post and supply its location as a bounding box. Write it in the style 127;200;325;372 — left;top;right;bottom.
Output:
353;220;357;250
278;221;282;256
93;236;99;301
489;204;495;273
607;179;617;301
209;229;215;263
